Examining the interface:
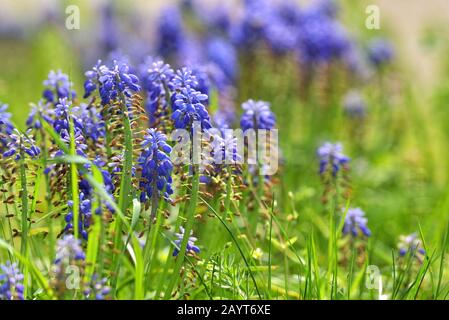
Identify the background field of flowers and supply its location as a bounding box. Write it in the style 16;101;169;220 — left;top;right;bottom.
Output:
1;0;449;300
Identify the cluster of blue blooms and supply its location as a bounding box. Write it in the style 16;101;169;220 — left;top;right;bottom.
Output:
0;103;14;150
0;103;40;160
173;226;200;257
343;90;367;118
138;129;174;203
240;100;276;131
398;233;425;258
317;142;350;176
54;235;86;266
0;262;24;300
368;38;394;68
42;70;77;105
343;208;371;238
84;60;141;105
84;275;111;300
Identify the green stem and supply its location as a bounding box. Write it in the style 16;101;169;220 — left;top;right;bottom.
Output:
19;147;28;261
163;169;200;299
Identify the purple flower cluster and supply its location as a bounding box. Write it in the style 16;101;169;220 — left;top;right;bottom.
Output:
368;38;394;68
173;226;200;257
343;90;367;118
342;208;371;237
0;262;24;300
84;275;111;300
2;129;41;160
240;99;276;131
42;70;76;105
0;103;14;150
398;233;425;258
317;142;350;176
83;60;140;105
141;60;175;119
156;7;185;60
138;129;173;203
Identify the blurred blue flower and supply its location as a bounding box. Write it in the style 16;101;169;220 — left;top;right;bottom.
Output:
83;60;140;105
173;226;200;256
0;103;14;150
317;142;350;176
240;99;276;131
343;90;367;118
368;38;394;68
398;233;425;258
206;37;238;82
156;7;185;60
0;262;24;300
343;208;371;237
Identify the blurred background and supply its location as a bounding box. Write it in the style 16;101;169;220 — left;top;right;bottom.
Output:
1;0;449;123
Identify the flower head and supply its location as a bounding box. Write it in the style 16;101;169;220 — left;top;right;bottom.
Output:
368;38;394;68
84;275;111;300
297;2;351;63
42;70;76;104
0;103;14;150
54;235;86;266
156;7;185;59
206;37;238;82
173;226;200;256
343;208;371;237
138;129;173;203
83;60;140;105
172;86;211;130
317;142;349;176
240;99;276;131
398;233;425;258
2;129;40;160
0;262;24;300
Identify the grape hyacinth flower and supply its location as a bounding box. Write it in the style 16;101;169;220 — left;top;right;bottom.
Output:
54;235;85;266
141;60;175;119
83;60;140;105
172;86;211;130
138;129;173;203
231;0;270;50
368;38;394;68
84;275;111;300
42;70;76;104
317;142;350;176
297;1;351;64
240;99;276;131
398;233;425;259
206;37;238;83
0;103;14;150
342;208;371;237
64;192;92;240
0;262;24;300
2;129;41;160
173;226;200;257
156;7;185;60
